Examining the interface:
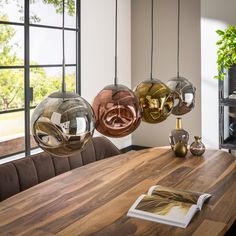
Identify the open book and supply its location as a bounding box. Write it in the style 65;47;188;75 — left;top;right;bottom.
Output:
127;185;211;228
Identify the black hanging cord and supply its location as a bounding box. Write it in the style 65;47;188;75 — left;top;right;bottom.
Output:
150;0;154;80
62;0;66;93
177;0;180;78
114;0;118;86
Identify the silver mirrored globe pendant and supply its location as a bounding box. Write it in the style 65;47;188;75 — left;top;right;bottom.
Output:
166;77;196;115
31;91;95;157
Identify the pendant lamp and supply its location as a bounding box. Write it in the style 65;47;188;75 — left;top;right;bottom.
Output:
166;0;196;115
31;0;95;157
134;0;174;123
92;0;141;138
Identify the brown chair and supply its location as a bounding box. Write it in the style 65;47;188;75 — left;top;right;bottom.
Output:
0;136;120;201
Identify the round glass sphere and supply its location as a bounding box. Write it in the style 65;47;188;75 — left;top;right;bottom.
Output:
31;91;95;157
134;79;174;123
166;77;196;116
92;84;141;137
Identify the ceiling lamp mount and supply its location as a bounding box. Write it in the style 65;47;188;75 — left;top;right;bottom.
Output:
92;0;141;138
134;0;174;124
31;0;95;157
166;0;196;116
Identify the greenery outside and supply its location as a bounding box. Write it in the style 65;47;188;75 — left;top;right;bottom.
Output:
0;0;76;111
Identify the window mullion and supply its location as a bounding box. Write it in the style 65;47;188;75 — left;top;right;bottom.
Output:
24;0;30;156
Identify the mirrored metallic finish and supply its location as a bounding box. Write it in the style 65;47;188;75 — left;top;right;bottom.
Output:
92;84;141;138
169;117;189;149
190;136;205;156
166;77;196;116
134;79;174;123
31;91;95;157
173;141;188;158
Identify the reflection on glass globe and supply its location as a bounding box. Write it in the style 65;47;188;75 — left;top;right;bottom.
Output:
31;91;95;157
166;77;196;116
92;84;141;137
134;79;174;123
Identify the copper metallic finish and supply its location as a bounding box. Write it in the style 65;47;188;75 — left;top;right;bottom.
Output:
166;77;196;115
31;92;95;157
134;79;174;123
92;84;141;138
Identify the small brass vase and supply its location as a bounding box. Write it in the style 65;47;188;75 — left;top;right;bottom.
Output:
173;141;188;157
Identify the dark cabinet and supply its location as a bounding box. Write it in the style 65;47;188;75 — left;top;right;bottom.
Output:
219;65;236;151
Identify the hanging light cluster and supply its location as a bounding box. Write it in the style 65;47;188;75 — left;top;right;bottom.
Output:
31;0;95;157
166;0;195;115
92;0;141;137
32;0;196;152
134;0;174;123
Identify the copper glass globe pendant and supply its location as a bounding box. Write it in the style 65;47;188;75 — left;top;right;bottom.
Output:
134;0;174;123
31;1;95;157
166;0;196;116
92;0;141;138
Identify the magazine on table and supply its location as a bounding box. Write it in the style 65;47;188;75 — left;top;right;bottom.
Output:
127;185;211;228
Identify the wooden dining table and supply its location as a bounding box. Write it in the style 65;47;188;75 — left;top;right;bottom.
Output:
0;147;236;236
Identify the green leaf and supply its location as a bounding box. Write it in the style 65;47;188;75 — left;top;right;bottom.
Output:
216;29;225;35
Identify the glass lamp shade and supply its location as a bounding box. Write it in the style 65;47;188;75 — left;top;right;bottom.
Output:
31;91;95;157
134;79;174;123
166;77;196;116
92;84;141;138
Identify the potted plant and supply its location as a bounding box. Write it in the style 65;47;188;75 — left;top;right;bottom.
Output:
215;25;236;80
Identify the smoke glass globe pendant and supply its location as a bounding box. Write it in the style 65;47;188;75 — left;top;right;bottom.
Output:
31;1;95;157
166;77;195;115
92;0;141;138
167;0;196;116
31;92;95;157
134;79;174;123
93;84;141;137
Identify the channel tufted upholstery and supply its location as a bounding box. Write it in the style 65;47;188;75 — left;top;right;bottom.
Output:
0;136;120;201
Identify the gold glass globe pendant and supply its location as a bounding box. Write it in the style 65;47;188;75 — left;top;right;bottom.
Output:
134;0;174;123
31;1;95;157
92;0;141;137
166;0;196;116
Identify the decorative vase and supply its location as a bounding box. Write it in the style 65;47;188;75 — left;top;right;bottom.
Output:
173;141;188;157
190;136;205;156
169;117;189;149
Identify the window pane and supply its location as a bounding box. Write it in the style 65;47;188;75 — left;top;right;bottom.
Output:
65;30;76;64
30;0;62;26
0;68;24;157
30;27;62;65
0;69;24;111
30;27;76;65
30;66;76;107
0;0;24;23
0;24;24;66
65;0;76;28
0;110;25;157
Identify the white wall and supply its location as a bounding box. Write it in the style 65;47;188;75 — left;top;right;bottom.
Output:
80;0;132;149
201;0;236;148
131;0;201;147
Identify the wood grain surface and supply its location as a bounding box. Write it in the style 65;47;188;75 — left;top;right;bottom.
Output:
0;148;235;236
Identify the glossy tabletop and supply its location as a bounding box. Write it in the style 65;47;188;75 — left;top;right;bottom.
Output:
0;148;235;236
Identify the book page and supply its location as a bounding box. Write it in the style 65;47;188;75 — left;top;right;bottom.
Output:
148;185;203;205
132;194;197;225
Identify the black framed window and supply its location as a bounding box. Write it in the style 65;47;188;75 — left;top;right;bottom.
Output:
0;0;80;158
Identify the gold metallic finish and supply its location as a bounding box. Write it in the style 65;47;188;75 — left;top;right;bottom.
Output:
31;92;95;157
173;141;188;157
134;79;174;123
